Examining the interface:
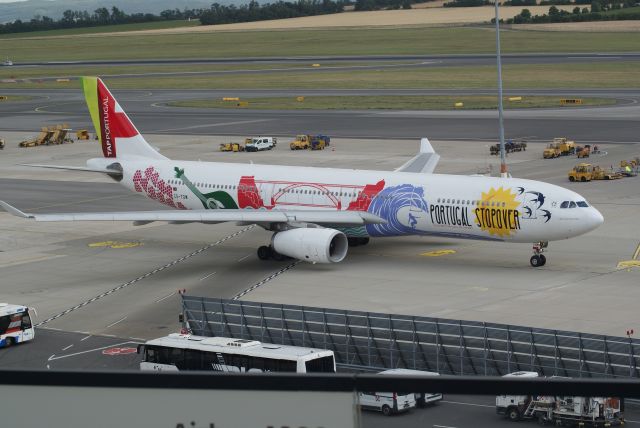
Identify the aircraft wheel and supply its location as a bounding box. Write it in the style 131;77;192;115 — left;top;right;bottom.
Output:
538;254;547;266
257;246;271;260
530;255;542;267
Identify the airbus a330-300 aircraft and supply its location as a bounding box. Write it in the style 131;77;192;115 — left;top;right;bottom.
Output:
0;77;604;267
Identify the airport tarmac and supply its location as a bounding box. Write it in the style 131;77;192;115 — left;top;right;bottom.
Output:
0;132;638;344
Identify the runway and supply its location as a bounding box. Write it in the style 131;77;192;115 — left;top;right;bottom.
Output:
1;87;640;143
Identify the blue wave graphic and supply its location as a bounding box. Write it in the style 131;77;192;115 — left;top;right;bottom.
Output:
366;184;428;237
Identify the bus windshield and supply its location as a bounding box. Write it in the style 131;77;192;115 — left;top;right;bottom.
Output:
305;355;336;373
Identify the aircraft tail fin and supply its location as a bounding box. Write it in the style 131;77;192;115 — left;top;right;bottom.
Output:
81;76;166;160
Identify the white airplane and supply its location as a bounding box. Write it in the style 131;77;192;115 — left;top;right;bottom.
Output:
0;77;603;267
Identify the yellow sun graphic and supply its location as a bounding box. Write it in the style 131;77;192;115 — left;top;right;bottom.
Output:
474;187;521;238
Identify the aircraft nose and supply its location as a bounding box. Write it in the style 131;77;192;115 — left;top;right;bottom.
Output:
589;207;604;230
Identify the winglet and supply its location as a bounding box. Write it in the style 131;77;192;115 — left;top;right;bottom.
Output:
395;137;441;174
0;201;33;219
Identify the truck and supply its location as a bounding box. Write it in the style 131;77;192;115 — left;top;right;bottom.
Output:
489;140;527;156
219;142;245;152
553;137;576;155
496;372;623;427
568;163;622;182
245;137;276;152
290;134;330;150
543;144;562;159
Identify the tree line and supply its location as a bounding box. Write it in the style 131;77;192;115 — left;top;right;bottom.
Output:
199;0;346;25
505;1;639;23
0;6;204;34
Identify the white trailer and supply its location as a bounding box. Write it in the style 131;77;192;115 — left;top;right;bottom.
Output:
496;372;624;427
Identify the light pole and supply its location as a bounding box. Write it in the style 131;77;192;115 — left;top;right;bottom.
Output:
495;0;508;178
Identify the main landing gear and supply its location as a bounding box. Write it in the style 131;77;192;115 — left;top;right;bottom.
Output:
257;245;294;262
348;237;370;247
530;242;548;267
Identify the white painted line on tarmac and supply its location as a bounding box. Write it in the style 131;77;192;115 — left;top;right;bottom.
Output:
199;271;217;281
155;291;177;303
80;335;92;342
105;317;127;329
48;341;138;361
155;119;271;133
433;425;458;428
237;254;251;262
441;400;494;409
61;344;74;351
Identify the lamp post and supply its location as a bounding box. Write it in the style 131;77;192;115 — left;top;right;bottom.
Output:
495;0;508;178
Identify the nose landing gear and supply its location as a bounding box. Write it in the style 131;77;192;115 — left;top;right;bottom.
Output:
530;242;548;267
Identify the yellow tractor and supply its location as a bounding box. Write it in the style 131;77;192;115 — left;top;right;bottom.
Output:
552;137;576;156
576;144;591;158
76;129;90;140
568;163;621;182
290;135;311;150
219;142;245;152
543;144;561;159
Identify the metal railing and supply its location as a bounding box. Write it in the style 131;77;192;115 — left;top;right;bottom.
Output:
182;296;640;378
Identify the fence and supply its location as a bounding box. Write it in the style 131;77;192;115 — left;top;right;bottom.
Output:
182;296;640;378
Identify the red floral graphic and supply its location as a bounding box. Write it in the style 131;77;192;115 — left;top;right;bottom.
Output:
133;166;186;210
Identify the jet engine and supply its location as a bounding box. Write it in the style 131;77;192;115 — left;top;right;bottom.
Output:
271;228;348;263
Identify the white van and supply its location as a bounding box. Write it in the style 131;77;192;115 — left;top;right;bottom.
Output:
245;137;276;152
358;390;416;416
379;369;443;407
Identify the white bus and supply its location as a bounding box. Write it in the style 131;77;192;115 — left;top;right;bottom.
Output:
0;303;35;347
137;333;336;374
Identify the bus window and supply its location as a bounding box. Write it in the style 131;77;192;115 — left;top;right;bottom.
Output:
0;316;10;335
305;355;336;373
21;314;32;330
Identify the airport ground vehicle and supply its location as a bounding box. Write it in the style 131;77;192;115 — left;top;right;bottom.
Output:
19;124;73;147
568;163;622;182
0;138;4;150
290;134;330;150
490;140;526;155
76;130;90;140
359;371;417;416
245;136;276;152
379;369;443;407
544;138;576;158
577;144;591;158
0;303;35;347
137;333;336;373
219;142;245;152
496;371;623;426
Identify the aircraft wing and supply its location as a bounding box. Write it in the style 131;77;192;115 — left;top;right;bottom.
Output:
0;201;384;226
395;137;440;174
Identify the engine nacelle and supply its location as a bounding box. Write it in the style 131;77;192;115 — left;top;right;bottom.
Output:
272;228;348;264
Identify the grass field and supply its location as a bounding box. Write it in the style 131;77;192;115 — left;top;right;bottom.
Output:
2;62;635;90
168;95;616;110
0;20;199;40
2;26;640;62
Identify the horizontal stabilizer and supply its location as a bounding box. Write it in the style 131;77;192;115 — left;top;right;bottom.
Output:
0;201;385;226
395;138;440;174
20;163;122;174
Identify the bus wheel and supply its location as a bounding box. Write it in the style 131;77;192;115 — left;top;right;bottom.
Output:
381;405;392;416
4;337;14;348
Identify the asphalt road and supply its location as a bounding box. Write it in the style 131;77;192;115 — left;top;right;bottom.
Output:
1;87;640;143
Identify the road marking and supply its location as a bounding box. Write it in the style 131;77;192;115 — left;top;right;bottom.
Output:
433;425;458;428
35;225;255;327
155;119;271;133
232;260;299;300
61;344;74;351
237;254;251;262
48;341;140;361
421;249;456;257
80;335;92;342
47;354;55;361
88;241;142;249
200;271;217;281
105;317;127;329
441;400;494;409
154;291;176;303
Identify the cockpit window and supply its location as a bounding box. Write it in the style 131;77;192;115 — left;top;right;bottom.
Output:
560;201;570;209
569;201;577;208
577;201;589;207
